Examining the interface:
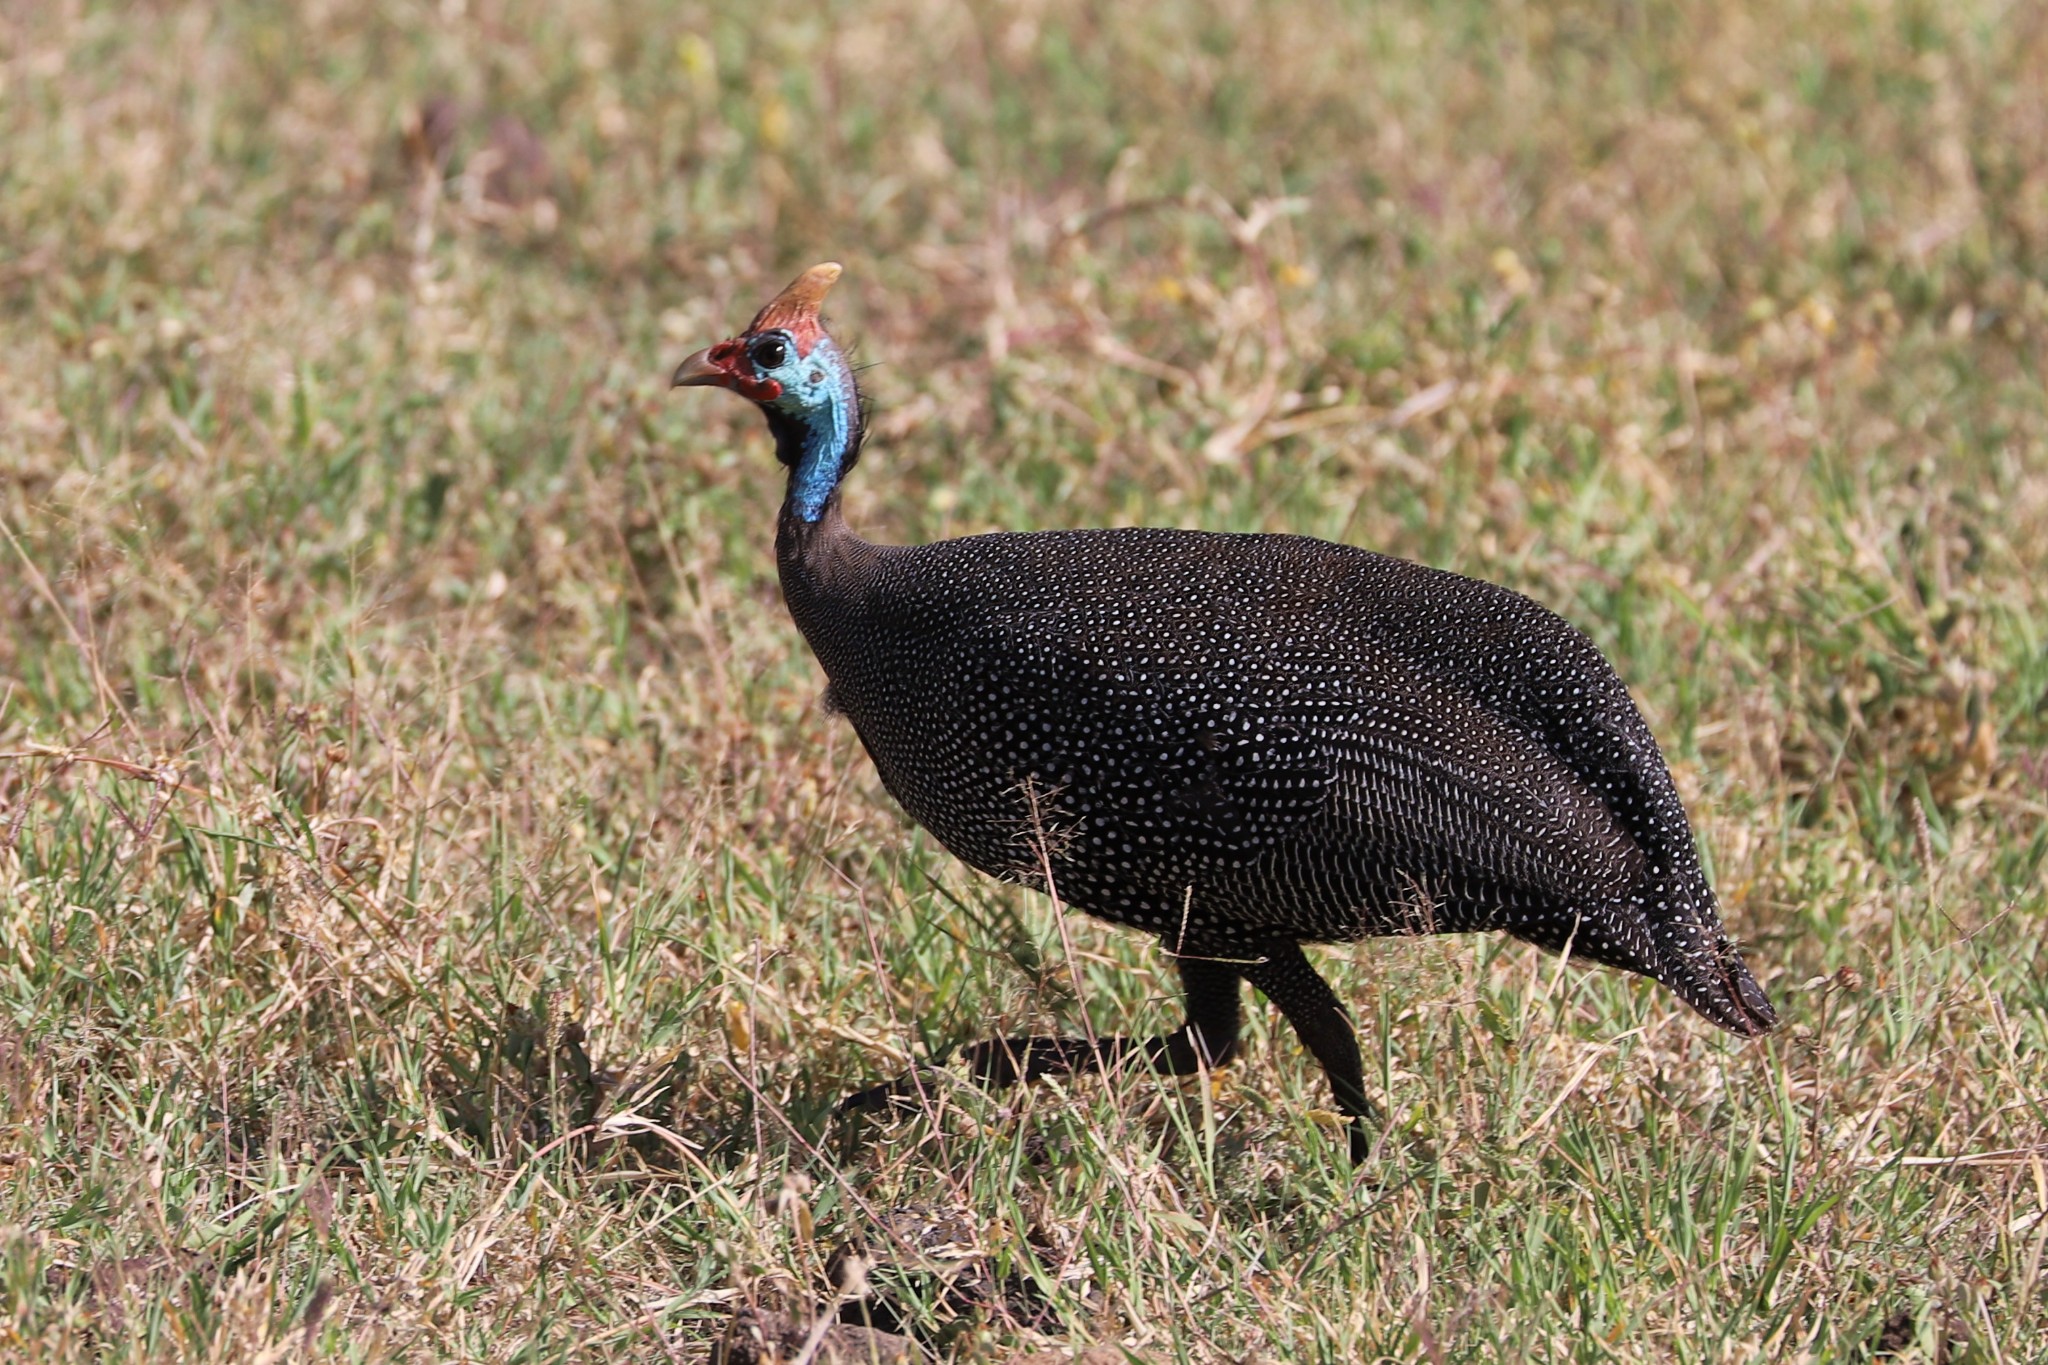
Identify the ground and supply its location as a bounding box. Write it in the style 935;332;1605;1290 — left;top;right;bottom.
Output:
2;0;2045;1360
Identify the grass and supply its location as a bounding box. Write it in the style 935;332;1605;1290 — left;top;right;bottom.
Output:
2;0;2046;1358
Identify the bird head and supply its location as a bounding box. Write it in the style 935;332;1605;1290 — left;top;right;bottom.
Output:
672;263;863;523
672;261;847;411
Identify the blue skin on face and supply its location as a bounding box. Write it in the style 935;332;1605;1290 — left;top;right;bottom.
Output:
749;330;858;523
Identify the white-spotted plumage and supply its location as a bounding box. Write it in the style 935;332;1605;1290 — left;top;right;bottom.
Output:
784;523;1775;1037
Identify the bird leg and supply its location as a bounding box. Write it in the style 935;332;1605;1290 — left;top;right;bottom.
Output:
1239;941;1377;1164
840;955;1243;1112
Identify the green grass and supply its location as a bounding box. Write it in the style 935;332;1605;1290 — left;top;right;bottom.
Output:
3;0;2046;1359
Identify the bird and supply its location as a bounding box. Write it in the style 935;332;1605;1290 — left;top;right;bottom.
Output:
673;262;1776;1163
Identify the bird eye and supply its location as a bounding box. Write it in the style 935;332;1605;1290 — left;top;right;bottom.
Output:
749;336;789;370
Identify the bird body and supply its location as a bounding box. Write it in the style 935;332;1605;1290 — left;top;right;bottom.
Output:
678;264;1775;1161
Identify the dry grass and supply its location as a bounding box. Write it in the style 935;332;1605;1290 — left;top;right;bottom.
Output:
2;0;2046;1359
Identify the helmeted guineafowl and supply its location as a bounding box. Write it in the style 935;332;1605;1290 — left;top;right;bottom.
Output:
674;263;1776;1163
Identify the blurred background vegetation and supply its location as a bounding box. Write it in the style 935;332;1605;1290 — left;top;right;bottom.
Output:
1;0;2044;1359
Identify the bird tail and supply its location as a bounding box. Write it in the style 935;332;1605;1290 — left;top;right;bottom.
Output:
1648;883;1777;1037
1665;936;1777;1037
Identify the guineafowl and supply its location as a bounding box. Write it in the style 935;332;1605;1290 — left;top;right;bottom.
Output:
674;263;1775;1163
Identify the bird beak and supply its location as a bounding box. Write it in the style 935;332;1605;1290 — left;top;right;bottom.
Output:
671;347;730;389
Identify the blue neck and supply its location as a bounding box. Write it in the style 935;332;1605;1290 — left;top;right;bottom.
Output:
788;403;855;522
767;338;862;523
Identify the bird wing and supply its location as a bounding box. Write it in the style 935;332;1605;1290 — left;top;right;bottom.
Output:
1331;552;1701;898
1329;551;1781;1036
